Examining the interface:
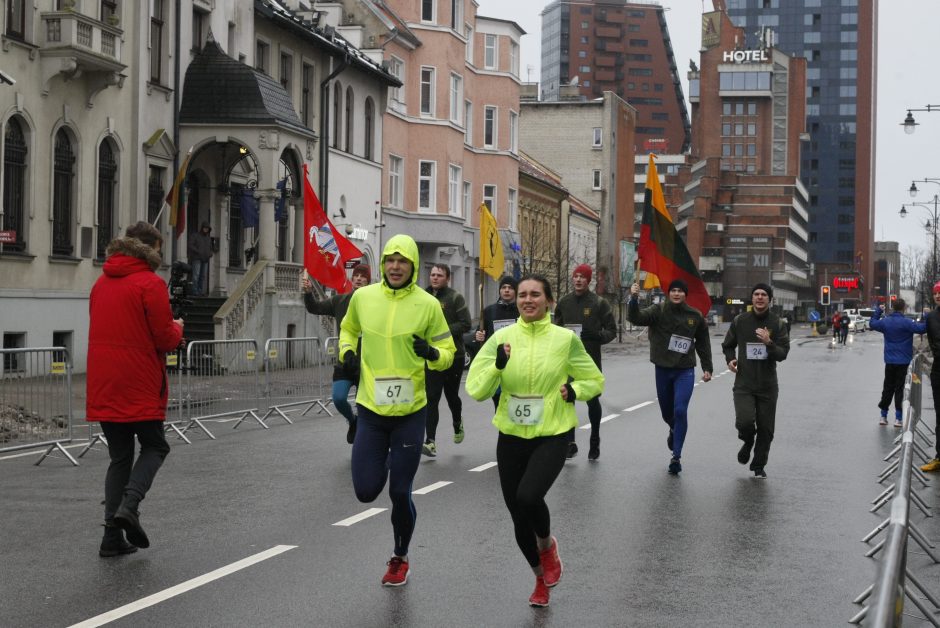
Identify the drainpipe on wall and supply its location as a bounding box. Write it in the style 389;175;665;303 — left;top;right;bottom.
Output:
171;0;182;262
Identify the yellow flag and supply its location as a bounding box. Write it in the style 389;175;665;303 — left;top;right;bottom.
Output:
479;203;504;280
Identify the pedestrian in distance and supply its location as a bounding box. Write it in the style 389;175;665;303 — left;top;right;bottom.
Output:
869;299;925;428
721;283;789;479
86;221;184;557
628;279;713;475
472;275;520;409
840;311;851;344
422;263;472;457
466;275;604;607
338;234;456;586
554;263;617;460
187;221;212;296
302;263;372;444
921;282;940;472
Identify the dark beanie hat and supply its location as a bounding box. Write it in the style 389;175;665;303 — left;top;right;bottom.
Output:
573;264;593;281
351;263;371;279
667;279;688;294
752;282;773;299
498;275;518;291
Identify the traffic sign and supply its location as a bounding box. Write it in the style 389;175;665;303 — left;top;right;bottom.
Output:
808;310;821;322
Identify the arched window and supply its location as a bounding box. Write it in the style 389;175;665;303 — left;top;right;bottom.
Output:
364;97;375;160
2;117;28;252
345;86;354;153
96;139;118;259
332;81;342;149
52;129;75;256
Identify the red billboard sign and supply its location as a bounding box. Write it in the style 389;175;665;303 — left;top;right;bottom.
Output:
832;276;860;292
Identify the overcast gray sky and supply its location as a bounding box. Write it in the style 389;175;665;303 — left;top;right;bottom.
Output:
475;0;935;258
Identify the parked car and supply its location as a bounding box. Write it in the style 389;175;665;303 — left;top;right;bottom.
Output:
847;314;867;332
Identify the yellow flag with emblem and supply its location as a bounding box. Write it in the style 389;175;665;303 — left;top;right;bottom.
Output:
479;203;504;280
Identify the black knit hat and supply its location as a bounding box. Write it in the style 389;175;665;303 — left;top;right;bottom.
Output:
667;279;688;294
498;275;518;291
752;282;774;299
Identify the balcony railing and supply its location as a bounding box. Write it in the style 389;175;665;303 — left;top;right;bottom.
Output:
40;10;123;64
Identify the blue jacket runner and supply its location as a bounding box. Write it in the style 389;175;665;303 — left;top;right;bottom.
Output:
870;309;926;365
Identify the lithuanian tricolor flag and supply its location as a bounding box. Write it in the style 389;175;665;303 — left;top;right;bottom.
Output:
638;154;712;316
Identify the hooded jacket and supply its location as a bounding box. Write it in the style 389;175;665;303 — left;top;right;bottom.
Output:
426;284;472;356
339;235;456;415
721;308;789;392
554;290;617;368
465;313;604;438
871;309;927;365
628;297;714;372
86;237;183;423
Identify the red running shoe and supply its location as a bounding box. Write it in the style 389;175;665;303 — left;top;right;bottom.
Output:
539;536;563;587
529;575;550;607
381;556;409;586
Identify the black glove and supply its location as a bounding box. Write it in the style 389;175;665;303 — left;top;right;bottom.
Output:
341;350;359;376
412;334;439;361
495;343;509;370
563;383;577;403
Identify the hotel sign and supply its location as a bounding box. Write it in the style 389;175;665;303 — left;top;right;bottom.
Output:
701;12;721;49
722;49;769;63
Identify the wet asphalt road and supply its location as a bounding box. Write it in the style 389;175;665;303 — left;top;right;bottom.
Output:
2;326;939;627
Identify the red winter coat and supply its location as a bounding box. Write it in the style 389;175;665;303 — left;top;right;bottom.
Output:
86;237;183;423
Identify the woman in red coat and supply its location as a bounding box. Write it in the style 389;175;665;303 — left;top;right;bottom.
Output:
87;221;183;557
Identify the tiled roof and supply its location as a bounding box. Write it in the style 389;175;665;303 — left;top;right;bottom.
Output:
179;38;311;136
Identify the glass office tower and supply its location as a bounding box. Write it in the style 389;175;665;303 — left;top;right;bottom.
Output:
724;0;876;276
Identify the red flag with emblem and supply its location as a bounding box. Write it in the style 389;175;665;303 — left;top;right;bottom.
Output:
303;164;362;293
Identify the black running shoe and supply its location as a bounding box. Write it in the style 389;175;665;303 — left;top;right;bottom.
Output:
566;442;578;459
753;467;767;479
588;437;600;461
667;430;674;452
737;440;753;465
668;457;681;475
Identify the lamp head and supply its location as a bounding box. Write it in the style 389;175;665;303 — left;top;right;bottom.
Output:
903;111;919;134
910;182;919;197
900;205;908;218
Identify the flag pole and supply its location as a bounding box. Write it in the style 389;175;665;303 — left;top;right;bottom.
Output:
151;200;169;227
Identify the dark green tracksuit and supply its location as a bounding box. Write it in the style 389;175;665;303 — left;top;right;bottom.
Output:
555;291;617;444
425;285;472;442
721;309;789;470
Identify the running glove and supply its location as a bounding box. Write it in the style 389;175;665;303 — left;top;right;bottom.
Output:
495;343;509;369
412;334;439;361
341;350;359;376
563;383;577;403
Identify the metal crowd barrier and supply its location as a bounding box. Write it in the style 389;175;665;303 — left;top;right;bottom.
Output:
851;353;940;626
261;336;330;423
0;347;77;466
182;340;263;439
320;336;342;415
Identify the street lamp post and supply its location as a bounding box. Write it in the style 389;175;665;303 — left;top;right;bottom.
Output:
901;105;940;134
900;195;940;308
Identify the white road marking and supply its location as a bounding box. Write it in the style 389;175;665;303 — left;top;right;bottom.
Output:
412;480;452;495
67;545;296;628
469;461;498;472
580;413;620;428
333;507;387;527
624;401;654;412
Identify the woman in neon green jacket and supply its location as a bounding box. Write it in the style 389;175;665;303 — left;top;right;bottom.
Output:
466;274;604;608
